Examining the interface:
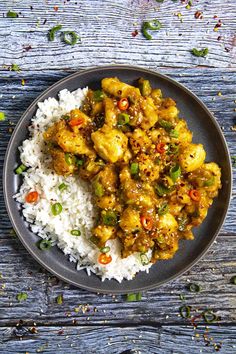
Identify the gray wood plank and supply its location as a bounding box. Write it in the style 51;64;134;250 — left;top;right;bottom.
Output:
0;324;236;354
0;0;235;70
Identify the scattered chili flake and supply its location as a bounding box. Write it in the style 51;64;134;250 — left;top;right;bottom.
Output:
132;30;138;37
214;20;222;32
217;36;222;41
23;45;32;52
58;329;64;335
54;6;59;11
195;11;203;19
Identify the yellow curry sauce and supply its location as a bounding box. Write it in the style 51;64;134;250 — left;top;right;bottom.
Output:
43;77;221;265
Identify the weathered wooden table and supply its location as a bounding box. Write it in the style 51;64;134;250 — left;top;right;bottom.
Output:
0;1;235;353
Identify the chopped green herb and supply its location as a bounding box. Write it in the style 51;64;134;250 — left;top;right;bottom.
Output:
170;164;181;182
188;283;201;293
179;305;191;318
191;48;209;57
100;246;110;253
202;309;218;323
142;19;162;40
75;158;84;167
11;63;21;72
170;129;179;138
102;211;118;226
118;113;130;126
38;239;52;251
51;203;63;216
130;162;139;175
126;292;142;302
15;164;27;175
204;176;215;186
48;24;62;41
230;275;236;284
65;152;74;165
0;112;5;121
158;202;169;215
71;229;81;236
93;90;104;102
58;182;67;192
62;31;79;45
16;292;28;302
93;181;104;197
56;294;63;305
140;253;149;265
7;10;18;18
159;119;173;131
155;183;170;197
168;143;179;155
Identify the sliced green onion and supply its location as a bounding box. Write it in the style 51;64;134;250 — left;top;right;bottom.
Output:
71;229;81;236
118;113;130;126
179;305;191;318
15;164;27;175
155;183;170;197
58;183;67;192
142;19;161;40
130;162;139;175
126;293;142;302
170;164;181;182
230;275;236;285
202;310;217;323
62;114;70;121
7;10;18;18
158;202;169;215
204;176;215;186
138;78;152;96
140;253;149;265
170;129;179;138
188;283;201;293
11;63;21;72
48;24;62;41
102;211;117;226
75;158;84;167
38;239;52;251
93;181;104;197
100;246;110;253
191;47;209;58
0;112;5;121
159;119;173;131
93;90;104;102
178;217;188;231
62;31;79;45
168;143;179;155
56;294;63;305
179;294;186;301
51;202;63;216
65;153;74;165
16;292;28;302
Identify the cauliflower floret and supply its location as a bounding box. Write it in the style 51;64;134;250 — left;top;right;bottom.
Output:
179;143;206;172
119;207;141;233
158;213;178;233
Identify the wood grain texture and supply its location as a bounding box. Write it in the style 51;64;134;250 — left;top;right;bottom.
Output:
0;324;236;354
0;0;236;352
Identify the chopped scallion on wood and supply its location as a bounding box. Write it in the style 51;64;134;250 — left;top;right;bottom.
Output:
126;293;142;302
48;24;62;41
15;164;27;175
16;292;28;301
62;31;79;45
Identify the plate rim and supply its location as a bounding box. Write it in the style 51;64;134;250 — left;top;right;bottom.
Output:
3;64;233;294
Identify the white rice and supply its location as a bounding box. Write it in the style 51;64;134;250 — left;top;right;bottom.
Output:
15;87;152;282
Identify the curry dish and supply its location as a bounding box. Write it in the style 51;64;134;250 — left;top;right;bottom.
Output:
43;77;221;265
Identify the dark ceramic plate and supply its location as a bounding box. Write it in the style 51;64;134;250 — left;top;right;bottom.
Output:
3;66;232;294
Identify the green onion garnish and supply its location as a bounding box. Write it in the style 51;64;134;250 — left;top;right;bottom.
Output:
51;203;63;216
159;119;173;131
56;294;63;305
16;292;28;302
65;152;74;165
71;229;81;236
62;31;79;45
58;183;67;192
38;239;52;251
93;181;104;197
102;211;118;226
204;176;215;186
11;63;21;72
126;293;142;302
155;183;170;197
179;305;191;318
158;202;169;215
179;294;186;301
188;283;201;293
93;90;104;102
168;143;179;155
170;164;181;182
142;19;162;40
130;162;139;175
15;164;27;175
0;112;5;121
178;217;188;232
118;113;130;126
7;10;18;18
75;158;84;167
140;253;149;266
48;24;62;41
202;310;217;323
100;246;110;253
170;129;179;138
230;275;236;285
191;48;209;58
